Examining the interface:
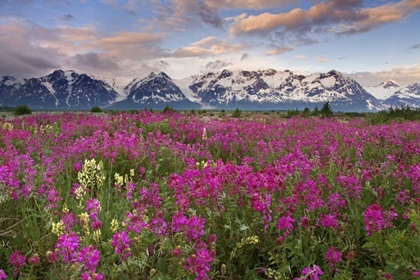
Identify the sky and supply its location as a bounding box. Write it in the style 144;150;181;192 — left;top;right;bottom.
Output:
0;0;419;87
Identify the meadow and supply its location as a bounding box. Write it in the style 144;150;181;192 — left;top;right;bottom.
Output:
1;110;420;279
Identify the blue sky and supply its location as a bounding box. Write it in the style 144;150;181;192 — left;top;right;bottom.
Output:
0;0;419;86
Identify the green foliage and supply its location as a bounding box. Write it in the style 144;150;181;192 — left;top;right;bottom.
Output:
320;101;333;118
302;107;311;117
312;106;320;116
13;105;32;115
163;105;174;113
91;106;102;113
286;108;300;118
369;106;420;124
232;107;242;118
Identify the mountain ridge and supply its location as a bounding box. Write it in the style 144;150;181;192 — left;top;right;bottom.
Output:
1;69;419;111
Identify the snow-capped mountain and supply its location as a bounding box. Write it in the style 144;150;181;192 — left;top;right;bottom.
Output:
184;69;382;111
111;72;201;109
365;80;402;100
4;68;418;111
0;76;26;104
383;83;420;107
1;70;119;109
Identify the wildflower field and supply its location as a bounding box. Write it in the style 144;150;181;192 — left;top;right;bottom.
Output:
1;111;420;279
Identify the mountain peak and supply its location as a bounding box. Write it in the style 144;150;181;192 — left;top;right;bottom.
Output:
218;69;233;79
376;80;400;89
327;69;342;77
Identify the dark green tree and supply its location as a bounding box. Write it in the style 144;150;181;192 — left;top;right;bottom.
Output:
14;105;32;115
91;106;102;113
232;107;242;118
320;101;333;118
312;106;319;116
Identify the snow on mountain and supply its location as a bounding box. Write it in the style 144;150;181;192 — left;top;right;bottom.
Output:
365;80;402;100
2;70;118;109
383;83;420;107
111;72;201;110
187;69;382;111
3;69;415;111
0;76;26;104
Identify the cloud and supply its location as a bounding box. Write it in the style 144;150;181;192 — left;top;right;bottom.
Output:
294;55;307;60
229;0;417;37
172;36;246;57
347;65;420;86
0;20;62;77
207;0;296;10
0;19;167;79
241;53;248;60
410;43;420;49
146;0;224;31
69;52;119;71
317;56;329;63
61;14;75;21
203;59;233;71
265;46;294;55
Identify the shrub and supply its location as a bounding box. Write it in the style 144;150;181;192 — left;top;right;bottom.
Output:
286;108;300;118
232;107;242;118
91;106;102;113
303;107;311;117
369;106;420;124
13;105;32;115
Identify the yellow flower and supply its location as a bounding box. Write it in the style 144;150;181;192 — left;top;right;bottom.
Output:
51;221;64;236
110;219;119;233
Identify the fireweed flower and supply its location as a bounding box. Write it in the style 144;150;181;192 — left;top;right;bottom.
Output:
325;246;343;270
364;203;384;236
250;193;272;229
55;232;80;263
78;245;101;271
184;248;214;280
81;271;105;280
295;265;324;280
319;214;339;230
28;253;40;266
185;216;206;241
46;250;58;263
9;250;26;274
0;269;6;279
277;215;295;243
111;231;131;262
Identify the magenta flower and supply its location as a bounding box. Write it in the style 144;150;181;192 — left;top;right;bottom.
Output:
9;250;26;274
0;269;7;279
184;248;214;280
325;246;342;270
364;203;384;236
111;231;131;262
319;214;339;230
185;216;206;241
46;250;58;263
277;215;295;243
78;245;101;271
55;232;80;263
413;269;420;277
295;264;324;280
81;271;105;280
28;254;40;266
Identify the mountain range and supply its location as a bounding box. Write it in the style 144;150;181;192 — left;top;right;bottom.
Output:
1;69;419;111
